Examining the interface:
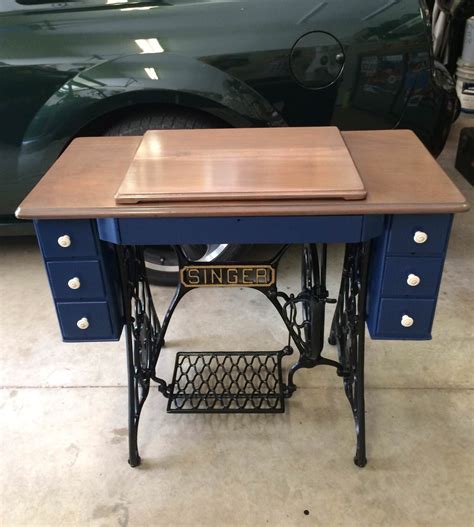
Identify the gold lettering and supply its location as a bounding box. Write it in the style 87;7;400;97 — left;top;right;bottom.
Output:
182;265;274;287
211;269;223;284
227;268;238;284
256;268;268;284
242;268;253;284
187;268;200;285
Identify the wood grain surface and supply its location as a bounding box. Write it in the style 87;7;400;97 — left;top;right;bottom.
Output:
16;130;469;219
114;127;367;203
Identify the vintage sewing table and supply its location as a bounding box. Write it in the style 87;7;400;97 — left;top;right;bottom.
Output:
16;128;468;468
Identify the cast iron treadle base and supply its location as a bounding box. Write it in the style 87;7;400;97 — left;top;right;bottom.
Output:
119;243;371;466
167;349;292;414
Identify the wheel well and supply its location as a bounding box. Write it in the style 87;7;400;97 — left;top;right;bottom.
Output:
75;102;231;138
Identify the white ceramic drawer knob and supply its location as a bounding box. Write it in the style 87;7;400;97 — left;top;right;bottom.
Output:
57;234;71;248
67;277;81;290
401;315;414;328
76;317;89;330
413;231;428;244
406;274;421;287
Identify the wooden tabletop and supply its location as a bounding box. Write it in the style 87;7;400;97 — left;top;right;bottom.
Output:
115;127;367;203
16;129;469;219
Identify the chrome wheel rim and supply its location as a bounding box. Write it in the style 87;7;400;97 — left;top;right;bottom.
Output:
145;244;230;273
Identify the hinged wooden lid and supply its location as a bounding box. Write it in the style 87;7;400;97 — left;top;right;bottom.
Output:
114;127;367;203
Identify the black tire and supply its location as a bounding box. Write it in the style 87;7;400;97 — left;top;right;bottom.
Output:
103;107;248;285
103;106;227;136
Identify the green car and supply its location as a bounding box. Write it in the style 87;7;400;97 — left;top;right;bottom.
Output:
0;0;459;277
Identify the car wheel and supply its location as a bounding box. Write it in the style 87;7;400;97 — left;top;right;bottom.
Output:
144;244;247;286
103;107;249;285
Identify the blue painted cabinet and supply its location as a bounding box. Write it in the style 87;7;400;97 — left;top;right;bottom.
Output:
367;214;453;340
35;220;123;342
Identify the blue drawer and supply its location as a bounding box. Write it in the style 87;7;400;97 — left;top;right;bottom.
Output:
47;260;105;300
56;301;121;341
387;215;452;255
374;298;436;340
381;257;445;298
35;220;97;259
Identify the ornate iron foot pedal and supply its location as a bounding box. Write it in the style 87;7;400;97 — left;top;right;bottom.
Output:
167;348;292;413
117;242;371;468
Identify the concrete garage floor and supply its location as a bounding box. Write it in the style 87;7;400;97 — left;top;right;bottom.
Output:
1;117;473;527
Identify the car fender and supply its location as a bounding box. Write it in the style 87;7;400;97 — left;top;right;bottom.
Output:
19;53;285;178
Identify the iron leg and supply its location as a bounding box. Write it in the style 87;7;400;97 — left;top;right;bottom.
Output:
117;246;157;468
330;242;371;467
126;324;141;467
119;248;142;468
353;332;367;467
353;241;370;468
357;242;370;467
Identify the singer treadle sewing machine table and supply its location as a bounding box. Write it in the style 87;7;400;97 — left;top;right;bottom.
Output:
16;128;468;468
